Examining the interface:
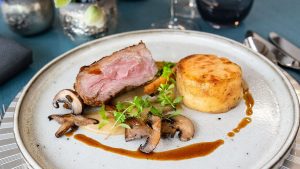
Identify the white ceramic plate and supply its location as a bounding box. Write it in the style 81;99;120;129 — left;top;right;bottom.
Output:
14;30;299;169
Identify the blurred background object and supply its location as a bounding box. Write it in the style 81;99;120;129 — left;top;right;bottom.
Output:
151;0;198;30
174;0;200;20
1;0;54;36
196;0;254;29
58;0;117;43
0;37;32;85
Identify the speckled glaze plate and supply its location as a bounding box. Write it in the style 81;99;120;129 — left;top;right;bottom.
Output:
14;30;299;169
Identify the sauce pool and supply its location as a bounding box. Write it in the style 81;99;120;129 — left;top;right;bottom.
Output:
74;134;224;160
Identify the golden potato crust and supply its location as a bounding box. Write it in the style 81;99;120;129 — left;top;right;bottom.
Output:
176;54;243;113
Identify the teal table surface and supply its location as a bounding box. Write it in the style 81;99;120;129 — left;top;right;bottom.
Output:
0;0;300;107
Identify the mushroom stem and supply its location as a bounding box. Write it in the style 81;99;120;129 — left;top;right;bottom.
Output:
55;122;74;138
139;115;161;153
124;115;162;154
48;113;98;138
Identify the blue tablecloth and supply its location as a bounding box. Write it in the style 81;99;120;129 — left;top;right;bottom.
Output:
0;0;300;107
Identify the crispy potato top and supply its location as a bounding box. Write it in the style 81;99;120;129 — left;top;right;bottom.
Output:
177;54;242;83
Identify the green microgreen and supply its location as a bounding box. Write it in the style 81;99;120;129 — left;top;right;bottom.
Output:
98;105;109;129
173;96;183;104
166;109;182;120
161;66;173;79
113;111;127;124
117;123;131;129
150;106;163;118
116;102;125;112
103;62;184;137
157;82;182;109
156;62;175;77
109;96;151;131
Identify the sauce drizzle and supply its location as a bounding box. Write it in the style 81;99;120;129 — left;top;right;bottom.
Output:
243;89;254;116
74;134;224;160
65;127;78;137
227;89;254;137
233;117;252;133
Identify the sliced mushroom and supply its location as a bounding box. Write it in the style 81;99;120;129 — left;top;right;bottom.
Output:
52;89;84;115
161;115;194;141
124;115;162;154
161;119;177;138
48;113;98;138
125;118;152;142
139;115;161;153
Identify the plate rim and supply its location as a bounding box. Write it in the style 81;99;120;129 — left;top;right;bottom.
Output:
13;29;300;169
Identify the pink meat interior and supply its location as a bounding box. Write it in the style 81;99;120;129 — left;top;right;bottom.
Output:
76;43;157;103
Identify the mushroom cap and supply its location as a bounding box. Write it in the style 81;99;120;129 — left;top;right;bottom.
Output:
52;89;84;115
161;115;195;141
125;118;152;142
139;115;161;153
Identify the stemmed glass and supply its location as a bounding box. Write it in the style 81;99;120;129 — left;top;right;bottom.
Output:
195;0;254;29
175;0;200;19
151;0;198;30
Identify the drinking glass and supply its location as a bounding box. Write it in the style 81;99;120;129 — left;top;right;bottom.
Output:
175;0;200;19
59;0;117;44
196;0;254;29
151;0;198;30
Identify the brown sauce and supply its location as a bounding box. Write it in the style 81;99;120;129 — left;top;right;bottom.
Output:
227;132;235;137
243;89;254;116
65;127;78;137
227;117;252;137
227;89;254;137
233;117;252;133
74;134;224;160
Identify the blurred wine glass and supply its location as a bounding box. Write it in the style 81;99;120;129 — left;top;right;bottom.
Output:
196;0;254;29
175;0;200;19
151;0;198;30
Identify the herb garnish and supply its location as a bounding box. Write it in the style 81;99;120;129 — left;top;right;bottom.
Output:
100;62;183;135
98;105;109;129
111;96;150;130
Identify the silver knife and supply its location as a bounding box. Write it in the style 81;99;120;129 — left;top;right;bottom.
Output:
245;31;300;70
269;32;300;62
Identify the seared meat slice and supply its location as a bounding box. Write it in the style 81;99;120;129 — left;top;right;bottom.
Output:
75;42;158;106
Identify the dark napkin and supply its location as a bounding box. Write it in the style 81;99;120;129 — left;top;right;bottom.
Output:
0;38;32;85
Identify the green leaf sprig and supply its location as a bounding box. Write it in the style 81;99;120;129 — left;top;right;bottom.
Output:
156;62;176;78
98;105;109;129
100;62;183;136
152;61;183;119
157;83;182;109
110;96;151;130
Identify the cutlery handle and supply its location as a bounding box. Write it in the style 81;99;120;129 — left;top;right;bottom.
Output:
269;32;300;62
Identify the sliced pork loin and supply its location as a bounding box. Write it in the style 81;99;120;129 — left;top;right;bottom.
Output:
75;42;158;106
